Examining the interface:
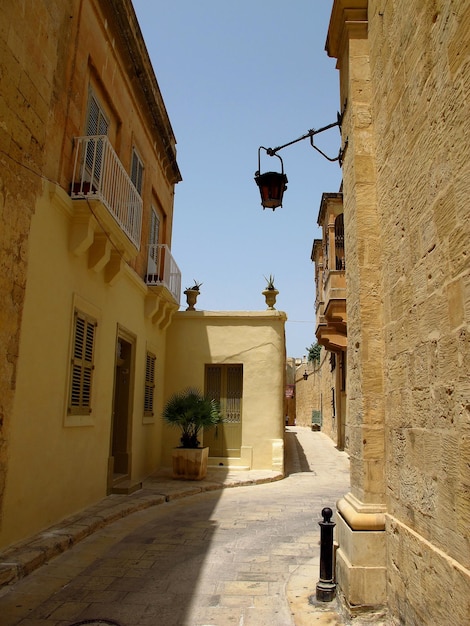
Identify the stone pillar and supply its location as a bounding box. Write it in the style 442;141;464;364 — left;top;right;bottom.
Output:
326;0;387;608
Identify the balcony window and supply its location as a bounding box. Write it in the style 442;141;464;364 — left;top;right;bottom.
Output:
146;243;181;303
71;135;143;249
335;214;345;270
85;94;109;183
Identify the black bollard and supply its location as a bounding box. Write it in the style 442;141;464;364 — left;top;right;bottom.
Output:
316;506;336;602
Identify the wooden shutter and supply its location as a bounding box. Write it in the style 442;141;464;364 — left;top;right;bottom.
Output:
144;352;156;416
206;366;222;403
149;208;160;246
147;208;161;276
69;311;96;414
85;93;109;181
131;148;144;195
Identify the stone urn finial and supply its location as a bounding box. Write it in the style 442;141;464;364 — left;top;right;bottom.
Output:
184;280;202;311
262;274;279;310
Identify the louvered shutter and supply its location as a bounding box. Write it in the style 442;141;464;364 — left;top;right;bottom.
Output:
131;149;144;195
69;311;96;414
144;352;156;416
85;94;109;182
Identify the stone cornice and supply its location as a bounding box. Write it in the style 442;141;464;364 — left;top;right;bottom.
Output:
103;0;182;185
325;0;368;61
317;191;343;226
173;310;288;322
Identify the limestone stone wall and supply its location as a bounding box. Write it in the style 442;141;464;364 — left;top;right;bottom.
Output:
327;0;469;618
294;361;321;428
0;0;74;526
369;0;470;622
294;351;342;446
338;30;386;508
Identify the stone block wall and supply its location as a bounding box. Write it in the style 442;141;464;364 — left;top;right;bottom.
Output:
0;0;74;526
295;352;338;443
294;361;321;428
368;0;470;622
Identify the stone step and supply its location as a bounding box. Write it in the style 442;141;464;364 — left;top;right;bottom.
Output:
111;480;143;495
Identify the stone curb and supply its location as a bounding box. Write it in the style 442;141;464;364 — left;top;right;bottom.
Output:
0;469;282;588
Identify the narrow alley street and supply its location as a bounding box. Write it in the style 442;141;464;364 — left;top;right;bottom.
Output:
0;429;353;625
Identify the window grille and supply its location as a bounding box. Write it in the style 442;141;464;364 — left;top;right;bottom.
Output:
206;364;243;424
69;310;97;414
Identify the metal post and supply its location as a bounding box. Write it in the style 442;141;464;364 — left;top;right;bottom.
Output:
316;507;336;602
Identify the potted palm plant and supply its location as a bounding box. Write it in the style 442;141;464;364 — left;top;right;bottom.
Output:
162;387;221;480
262;274;279;310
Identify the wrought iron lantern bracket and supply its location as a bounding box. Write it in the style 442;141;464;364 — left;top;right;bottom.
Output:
265;108;347;165
254;103;348;210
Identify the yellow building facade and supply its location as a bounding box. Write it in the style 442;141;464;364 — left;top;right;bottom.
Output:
323;1;470;623
0;0;286;552
164;311;286;472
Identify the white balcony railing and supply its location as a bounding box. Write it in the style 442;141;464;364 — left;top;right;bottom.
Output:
71;135;143;248
147;244;181;303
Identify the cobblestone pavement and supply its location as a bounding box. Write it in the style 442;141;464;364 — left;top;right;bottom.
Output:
0;428;357;625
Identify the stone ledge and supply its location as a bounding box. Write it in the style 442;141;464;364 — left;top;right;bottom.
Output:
337;492;386;530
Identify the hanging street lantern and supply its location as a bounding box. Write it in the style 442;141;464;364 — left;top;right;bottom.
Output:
254;149;288;210
254;109;347;211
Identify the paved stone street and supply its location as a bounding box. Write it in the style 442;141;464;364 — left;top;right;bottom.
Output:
0;428;353;625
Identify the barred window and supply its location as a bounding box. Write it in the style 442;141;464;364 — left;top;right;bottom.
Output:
69;310;97;414
144;352;156;416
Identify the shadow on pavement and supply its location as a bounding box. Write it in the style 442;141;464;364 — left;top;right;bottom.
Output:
284;428;312;475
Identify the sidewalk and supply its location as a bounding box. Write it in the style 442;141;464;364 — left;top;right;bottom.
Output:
0;428;354;625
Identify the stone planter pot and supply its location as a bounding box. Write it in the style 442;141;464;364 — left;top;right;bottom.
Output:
184;289;199;311
262;288;279;310
172;446;209;480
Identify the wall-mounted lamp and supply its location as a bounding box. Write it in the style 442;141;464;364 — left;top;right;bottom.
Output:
254;107;347;210
303;370;310;381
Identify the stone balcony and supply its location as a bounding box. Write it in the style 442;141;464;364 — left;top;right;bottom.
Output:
315;268;347;351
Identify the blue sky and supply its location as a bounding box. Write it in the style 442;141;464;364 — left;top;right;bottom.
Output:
133;0;341;358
